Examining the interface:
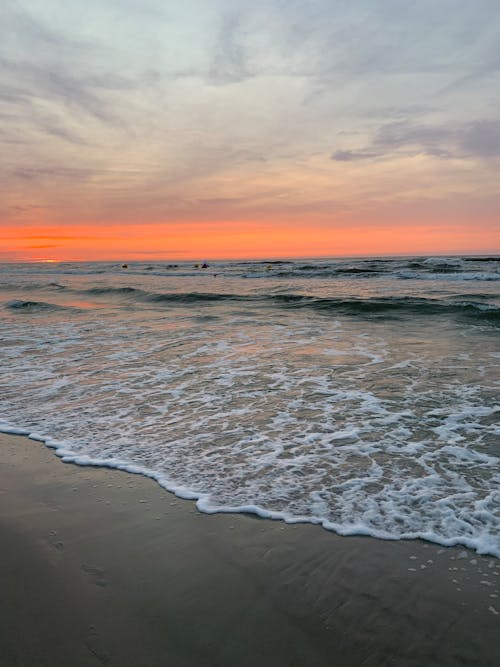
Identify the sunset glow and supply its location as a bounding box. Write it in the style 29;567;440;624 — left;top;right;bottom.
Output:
3;219;499;263
1;1;499;261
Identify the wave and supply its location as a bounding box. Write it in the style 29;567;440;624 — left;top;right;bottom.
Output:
276;294;499;323
78;289;499;322
270;295;500;322
149;291;242;304
229;260;294;266
268;264;499;281
58;287;500;323
0;281;67;291
4;299;78;313
395;270;500;281
86;286;147;297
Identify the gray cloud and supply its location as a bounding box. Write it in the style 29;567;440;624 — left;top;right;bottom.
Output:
438;57;500;95
0;4;162;148
207;14;253;85
0;57;136;123
333;118;500;162
460;120;500;157
374;122;452;149
331;150;379;162
2;4;92;51
9;166;97;181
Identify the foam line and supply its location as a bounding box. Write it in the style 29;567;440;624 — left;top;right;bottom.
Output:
1;420;498;558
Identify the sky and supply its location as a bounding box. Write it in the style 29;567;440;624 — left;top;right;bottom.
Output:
1;0;500;261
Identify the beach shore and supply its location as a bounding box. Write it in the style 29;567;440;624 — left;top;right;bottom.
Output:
1;432;498;667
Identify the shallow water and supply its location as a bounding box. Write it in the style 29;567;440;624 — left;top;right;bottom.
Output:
1;256;499;555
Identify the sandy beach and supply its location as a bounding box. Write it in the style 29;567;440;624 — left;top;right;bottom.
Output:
1;432;498;667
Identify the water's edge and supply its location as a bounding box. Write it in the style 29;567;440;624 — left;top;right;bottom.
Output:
1;419;498;558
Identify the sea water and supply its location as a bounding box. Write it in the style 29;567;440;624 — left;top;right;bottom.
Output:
0;257;499;556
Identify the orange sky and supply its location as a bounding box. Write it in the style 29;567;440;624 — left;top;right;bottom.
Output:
2;2;500;262
3;219;499;262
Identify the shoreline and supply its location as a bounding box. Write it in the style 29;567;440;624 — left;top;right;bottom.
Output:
2;425;496;559
1;432;499;666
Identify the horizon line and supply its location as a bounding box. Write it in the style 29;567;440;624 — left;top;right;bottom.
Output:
3;250;500;264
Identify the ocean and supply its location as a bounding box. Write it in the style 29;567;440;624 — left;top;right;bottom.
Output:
1;256;499;556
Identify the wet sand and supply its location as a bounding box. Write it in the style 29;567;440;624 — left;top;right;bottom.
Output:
1;432;499;667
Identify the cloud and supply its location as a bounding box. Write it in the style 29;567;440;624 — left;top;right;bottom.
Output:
331;150;379;162
374;122;451;149
333;118;500;162
0;57;135;123
1;0;499;238
438;58;500;95
460;120;500;157
9;166;98;181
207;13;253;85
